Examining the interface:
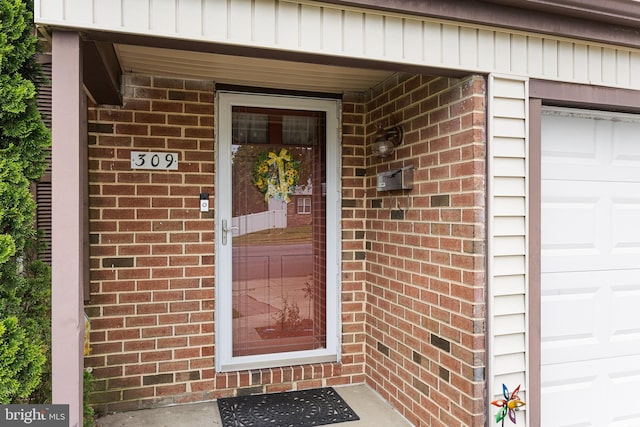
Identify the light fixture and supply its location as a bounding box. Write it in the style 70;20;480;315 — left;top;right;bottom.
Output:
372;123;404;158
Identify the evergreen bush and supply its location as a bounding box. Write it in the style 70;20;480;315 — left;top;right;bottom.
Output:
0;0;52;402
0;316;46;403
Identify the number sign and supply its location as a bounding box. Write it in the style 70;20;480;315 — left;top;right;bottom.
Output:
130;151;179;170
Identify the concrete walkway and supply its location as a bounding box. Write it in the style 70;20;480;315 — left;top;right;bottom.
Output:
96;384;412;427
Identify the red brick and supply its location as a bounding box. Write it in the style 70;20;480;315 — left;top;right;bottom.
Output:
140;350;173;362
135;112;167;124
152;267;184;279
118;245;151;256
141;326;172;338
150;125;181;137
152;100;183;113
119;292;151;303
116;123;149;135
137;279;169;291
103;305;135;316
152;197;183;208
169;232;200;243
169;301;199;312
174;348;200;359
169;255;199;266
126;316;157;328
102;184;135;195
157;337;188;348
136;257;168;267
157;363;189;376
184;266;213;277
135;233;167;243
137;185;169;196
168;114;198;126
123;341;155;353
108;376;141;389
175;324;199;335
132;136;166;148
91;342;123;354
136;303;168;315
108;329;140;341
101;281;135;293
122;387;155;400
137;209;169;220
118;221;151;232
158;313;189;324
156;384;186;396
169;278;200;289
91;317;124;330
152;221;183;231
183;289;212;301
117;269;150;280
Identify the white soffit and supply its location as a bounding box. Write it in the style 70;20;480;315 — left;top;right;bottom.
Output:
114;44;395;93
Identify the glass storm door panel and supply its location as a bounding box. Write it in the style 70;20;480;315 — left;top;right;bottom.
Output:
216;93;340;372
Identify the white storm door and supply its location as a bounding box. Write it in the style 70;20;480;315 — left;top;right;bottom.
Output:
540;108;640;426
215;92;341;372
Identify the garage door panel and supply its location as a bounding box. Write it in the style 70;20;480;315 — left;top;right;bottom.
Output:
540;366;598;427
612;200;640;253
543;111;640;183
611;283;640;341
541;285;598;352
541;114;598;161
542;181;640;273
542;270;640;364
612;120;640;167
541;194;598;253
541;355;640;427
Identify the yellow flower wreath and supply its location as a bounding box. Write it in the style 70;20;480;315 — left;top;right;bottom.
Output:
253;148;300;203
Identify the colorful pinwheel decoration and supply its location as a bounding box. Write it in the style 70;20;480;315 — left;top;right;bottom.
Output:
491;384;526;425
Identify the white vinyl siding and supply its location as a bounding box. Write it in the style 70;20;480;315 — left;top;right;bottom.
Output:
487;75;529;426
36;0;640;91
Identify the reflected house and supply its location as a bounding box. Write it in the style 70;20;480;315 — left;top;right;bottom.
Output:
231;184;312;235
37;1;640;426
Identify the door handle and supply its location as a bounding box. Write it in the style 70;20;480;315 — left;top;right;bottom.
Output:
221;219;239;246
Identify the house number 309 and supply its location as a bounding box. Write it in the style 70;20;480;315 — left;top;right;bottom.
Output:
130;151;179;170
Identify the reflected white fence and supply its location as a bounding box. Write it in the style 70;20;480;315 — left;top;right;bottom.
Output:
232;210;287;236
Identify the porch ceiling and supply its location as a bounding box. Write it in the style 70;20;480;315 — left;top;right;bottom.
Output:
114;44;395;94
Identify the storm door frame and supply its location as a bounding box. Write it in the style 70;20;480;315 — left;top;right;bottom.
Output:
215;91;342;372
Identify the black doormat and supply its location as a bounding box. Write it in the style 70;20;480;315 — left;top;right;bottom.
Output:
217;387;360;427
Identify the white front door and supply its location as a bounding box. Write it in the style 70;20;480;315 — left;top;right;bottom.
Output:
215;92;341;372
540;108;640;426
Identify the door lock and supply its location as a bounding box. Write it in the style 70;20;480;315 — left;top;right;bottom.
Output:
221;219;239;246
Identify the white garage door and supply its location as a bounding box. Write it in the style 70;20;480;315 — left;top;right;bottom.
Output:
541;108;640;426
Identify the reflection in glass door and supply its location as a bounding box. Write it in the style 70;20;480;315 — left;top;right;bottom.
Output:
230;107;326;357
215;92;340;372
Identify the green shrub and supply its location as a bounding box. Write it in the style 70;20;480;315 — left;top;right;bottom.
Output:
0;316;46;403
83;370;96;427
0;0;53;404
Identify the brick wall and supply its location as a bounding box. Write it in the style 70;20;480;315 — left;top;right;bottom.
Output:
86;75;217;412
85;72;487;423
86;75;366;413
363;74;487;427
340;93;369;380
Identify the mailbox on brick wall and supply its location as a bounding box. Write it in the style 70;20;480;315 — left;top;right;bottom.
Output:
376;165;414;191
